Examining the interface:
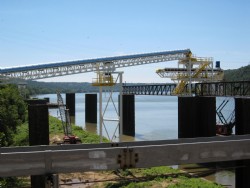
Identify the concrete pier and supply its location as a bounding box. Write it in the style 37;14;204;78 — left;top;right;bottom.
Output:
66;93;75;116
85;94;97;123
235;98;250;188
178;97;216;138
119;95;135;136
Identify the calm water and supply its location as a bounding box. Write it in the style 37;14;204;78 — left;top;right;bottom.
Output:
37;93;180;141
35;93;235;188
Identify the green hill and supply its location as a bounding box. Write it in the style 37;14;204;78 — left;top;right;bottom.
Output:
224;64;250;81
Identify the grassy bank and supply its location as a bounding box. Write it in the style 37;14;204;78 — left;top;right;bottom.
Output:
13;115;108;146
12;116;223;188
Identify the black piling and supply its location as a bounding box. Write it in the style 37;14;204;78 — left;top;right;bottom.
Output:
66;93;75;116
44;97;50;103
178;96;216;138
85;94;97;123
28;102;49;188
235;98;250;188
26;99;47;105
178;97;196;138
119;95;135;136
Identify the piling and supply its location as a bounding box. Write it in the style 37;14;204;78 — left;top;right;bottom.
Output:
235;97;250;188
178;97;196;138
44;97;50;103
85;94;97;123
66;93;75;116
26;99;47;105
196;97;216;137
119;94;135;136
178;96;216;138
28;103;49;188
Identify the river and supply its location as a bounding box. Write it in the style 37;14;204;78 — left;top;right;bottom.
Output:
35;93;235;188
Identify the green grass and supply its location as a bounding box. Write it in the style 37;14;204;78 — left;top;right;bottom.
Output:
13;121;29;146
168;176;224;188
13;115;108;146
102;167;224;188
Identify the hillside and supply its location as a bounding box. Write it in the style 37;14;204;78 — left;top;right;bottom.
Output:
26;81;100;94
224;64;250;81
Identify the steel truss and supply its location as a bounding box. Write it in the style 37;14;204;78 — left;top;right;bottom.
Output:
195;81;250;97
0;49;190;80
123;83;194;96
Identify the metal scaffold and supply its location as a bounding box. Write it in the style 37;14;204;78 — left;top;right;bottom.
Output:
92;62;123;143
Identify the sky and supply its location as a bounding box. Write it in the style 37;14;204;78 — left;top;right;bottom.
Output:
0;0;250;83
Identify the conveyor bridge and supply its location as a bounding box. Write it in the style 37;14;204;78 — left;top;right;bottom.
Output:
0;49;191;80
123;81;250;97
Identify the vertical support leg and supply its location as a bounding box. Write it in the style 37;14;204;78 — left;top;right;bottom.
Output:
99;86;103;143
119;73;123;141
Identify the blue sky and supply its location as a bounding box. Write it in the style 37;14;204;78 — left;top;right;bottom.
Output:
0;0;249;83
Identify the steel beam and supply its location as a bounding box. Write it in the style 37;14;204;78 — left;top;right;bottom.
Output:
1;135;250;177
123;84;177;95
123;83;196;96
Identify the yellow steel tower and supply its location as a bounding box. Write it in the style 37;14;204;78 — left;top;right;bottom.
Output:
156;52;224;95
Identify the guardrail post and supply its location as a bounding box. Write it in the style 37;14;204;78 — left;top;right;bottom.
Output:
46;174;59;188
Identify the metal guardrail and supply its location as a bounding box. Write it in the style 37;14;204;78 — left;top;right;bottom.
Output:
1;135;250;177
